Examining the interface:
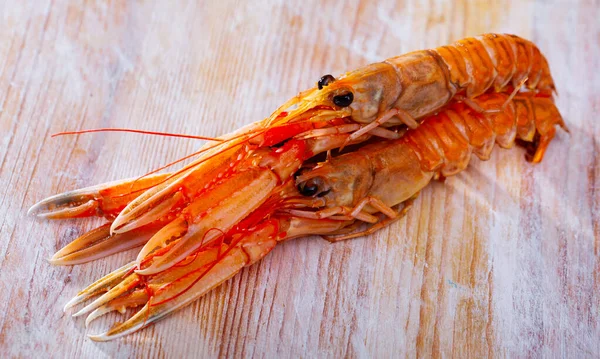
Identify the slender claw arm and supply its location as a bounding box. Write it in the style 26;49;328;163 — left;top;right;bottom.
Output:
109;134;252;235
50;221;166;265
28;174;171;219
129;139;318;275
134;168;279;275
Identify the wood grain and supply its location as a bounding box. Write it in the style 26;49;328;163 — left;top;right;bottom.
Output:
1;0;599;357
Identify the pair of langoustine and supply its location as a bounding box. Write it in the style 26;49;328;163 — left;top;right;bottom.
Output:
29;34;566;340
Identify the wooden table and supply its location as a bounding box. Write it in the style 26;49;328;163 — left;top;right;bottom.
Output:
1;0;598;357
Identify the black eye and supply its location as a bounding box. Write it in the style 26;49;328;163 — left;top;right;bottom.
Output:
298;182;319;196
333;92;353;107
318;74;336;90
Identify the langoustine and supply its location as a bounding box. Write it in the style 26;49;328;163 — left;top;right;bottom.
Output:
36;91;565;340
28;34;563;340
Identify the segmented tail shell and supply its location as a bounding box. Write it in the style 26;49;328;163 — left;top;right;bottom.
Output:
430;33;555;98
404;93;563;176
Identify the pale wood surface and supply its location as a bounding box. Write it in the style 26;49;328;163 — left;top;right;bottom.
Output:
1;0;599;357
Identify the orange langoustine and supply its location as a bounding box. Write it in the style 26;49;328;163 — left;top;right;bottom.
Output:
29;34;564;340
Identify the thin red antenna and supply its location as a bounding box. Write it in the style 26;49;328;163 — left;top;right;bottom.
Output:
52;128;223;141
